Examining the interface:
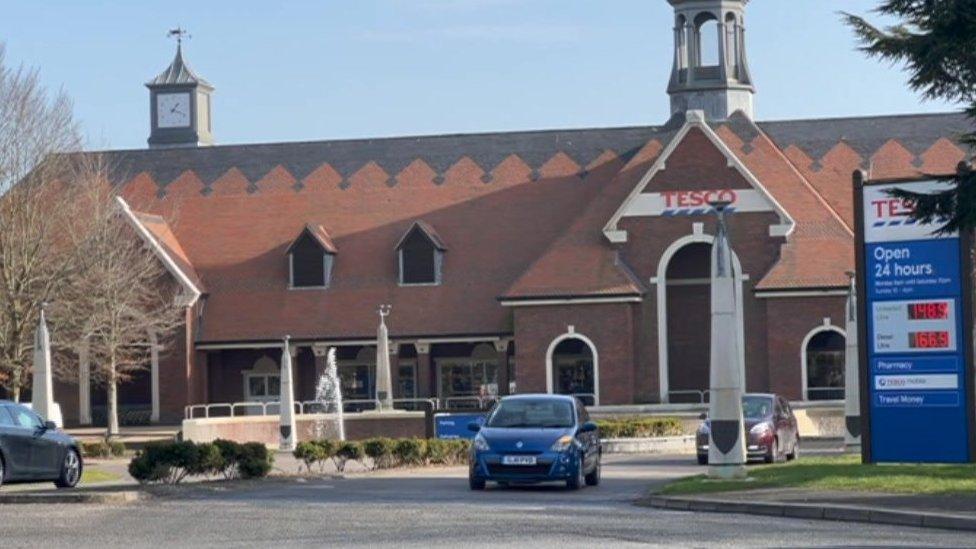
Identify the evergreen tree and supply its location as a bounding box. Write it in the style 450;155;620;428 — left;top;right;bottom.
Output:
845;1;976;232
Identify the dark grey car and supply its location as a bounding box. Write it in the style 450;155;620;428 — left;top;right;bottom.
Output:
0;400;82;489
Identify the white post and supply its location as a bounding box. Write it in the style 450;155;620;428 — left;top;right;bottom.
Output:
375;305;394;411
279;336;297;451
78;340;91;426
707;203;746;479
32;306;56;425
844;272;861;451
150;331;160;424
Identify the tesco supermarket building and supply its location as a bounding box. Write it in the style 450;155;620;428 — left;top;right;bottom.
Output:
48;0;972;426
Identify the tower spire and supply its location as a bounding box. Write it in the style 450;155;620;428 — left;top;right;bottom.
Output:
667;0;755;121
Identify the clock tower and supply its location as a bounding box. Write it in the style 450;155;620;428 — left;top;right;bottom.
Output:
146;34;214;148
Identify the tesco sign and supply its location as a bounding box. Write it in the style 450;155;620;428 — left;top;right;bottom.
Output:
863;181;956;243
662;189;738;208
624;188;774;218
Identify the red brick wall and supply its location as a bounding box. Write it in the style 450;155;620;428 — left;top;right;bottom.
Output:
765;296;847;400
512;303;638;405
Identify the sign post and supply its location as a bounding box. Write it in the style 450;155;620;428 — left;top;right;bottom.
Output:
854;171;976;463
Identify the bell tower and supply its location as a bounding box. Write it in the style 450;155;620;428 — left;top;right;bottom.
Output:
146;29;214;149
667;0;754;120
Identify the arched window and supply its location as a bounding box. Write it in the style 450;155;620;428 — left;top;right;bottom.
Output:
549;337;596;406
804;329;845;401
695;12;720;67
243;356;280;402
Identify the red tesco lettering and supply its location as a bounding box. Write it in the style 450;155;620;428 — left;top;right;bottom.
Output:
663;189;738;208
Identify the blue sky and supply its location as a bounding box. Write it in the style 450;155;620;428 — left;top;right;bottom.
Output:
0;0;956;150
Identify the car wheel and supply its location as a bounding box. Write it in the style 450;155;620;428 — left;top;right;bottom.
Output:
54;448;82;489
0;452;5;490
697;453;708;466
585;455;601;486
764;438;778;464
469;475;486;491
566;453;585;490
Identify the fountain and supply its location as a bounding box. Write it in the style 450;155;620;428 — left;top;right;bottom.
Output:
313;347;345;441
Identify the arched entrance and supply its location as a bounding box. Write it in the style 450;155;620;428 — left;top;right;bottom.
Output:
665;242;712;403
803;327;846;401
546;332;599;406
656;232;745;403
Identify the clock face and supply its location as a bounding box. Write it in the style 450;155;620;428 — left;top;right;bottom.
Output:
156;92;191;128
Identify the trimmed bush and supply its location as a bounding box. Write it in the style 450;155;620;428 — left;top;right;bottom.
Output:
294;441;328;472
81;441;112;459
128;440;272;484
595;417;684;439
237;442;273;479
362;438;396;469
109;440;127;457
393;438;427;467
424;438;452;465
332;441;364;473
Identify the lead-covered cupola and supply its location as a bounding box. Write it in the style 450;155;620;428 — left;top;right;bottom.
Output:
667;0;755;121
146;32;214;149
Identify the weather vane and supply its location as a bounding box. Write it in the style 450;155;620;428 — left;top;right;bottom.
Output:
167;27;191;46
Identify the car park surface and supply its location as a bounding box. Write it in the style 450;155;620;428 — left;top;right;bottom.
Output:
0;453;973;548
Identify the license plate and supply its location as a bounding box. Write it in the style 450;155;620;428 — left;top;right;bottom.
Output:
502;455;537;466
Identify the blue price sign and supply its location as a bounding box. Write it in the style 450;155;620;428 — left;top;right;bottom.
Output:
860;180;972;463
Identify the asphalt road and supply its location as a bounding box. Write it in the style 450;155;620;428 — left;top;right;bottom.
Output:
0;453;973;548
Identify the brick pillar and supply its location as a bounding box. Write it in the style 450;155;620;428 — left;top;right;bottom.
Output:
495;339;510;396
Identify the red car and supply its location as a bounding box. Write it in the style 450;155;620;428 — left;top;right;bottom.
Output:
696;393;800;465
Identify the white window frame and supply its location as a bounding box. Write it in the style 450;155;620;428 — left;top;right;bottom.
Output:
545;331;600;406
243;372;281;402
436;358;499;399
801;324;846;401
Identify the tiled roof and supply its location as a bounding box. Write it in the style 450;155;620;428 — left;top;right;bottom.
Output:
94;112;969;341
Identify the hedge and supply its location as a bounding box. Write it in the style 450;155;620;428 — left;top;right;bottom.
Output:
128;440;273;484
294;437;470;472
595;417;684;439
80;440;126;459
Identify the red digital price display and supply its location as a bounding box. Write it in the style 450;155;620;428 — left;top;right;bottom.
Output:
907;301;949;320
909;331;951;349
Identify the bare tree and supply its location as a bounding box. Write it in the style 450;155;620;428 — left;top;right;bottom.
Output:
0;43;84;400
58;176;185;438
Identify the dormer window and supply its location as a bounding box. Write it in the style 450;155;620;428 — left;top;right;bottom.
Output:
396;221;447;286
287;224;337;289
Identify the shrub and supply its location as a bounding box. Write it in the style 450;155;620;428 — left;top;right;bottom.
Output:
362;438;396;469
393;438;427;467
294;441;327;473
127;440;272;484
237;442;273;479
332;441;364;473
109;440;127;457
425;438;451;465
81;441;111;459
213;439;243;478
595;417;684;439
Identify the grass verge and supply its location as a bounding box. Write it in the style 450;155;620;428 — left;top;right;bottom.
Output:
82;468;122;484
660;455;976;496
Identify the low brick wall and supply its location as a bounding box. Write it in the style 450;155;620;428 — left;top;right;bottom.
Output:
182;411;427;446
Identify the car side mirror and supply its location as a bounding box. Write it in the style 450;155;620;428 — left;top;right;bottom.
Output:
43;420;57;431
699;412;707;420
467;422;481;433
580;421;598;433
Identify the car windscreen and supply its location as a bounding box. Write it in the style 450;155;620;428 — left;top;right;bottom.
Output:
486;399;575;429
742;396;773;419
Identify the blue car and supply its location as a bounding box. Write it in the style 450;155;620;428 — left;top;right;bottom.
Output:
468;394;601;490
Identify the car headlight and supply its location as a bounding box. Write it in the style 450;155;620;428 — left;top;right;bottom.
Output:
750;423;772;437
550;435;577;452
473;433;490;452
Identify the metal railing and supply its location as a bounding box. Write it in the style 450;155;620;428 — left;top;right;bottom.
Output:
186;398;445;419
441;395;499;411
667;390;710;404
